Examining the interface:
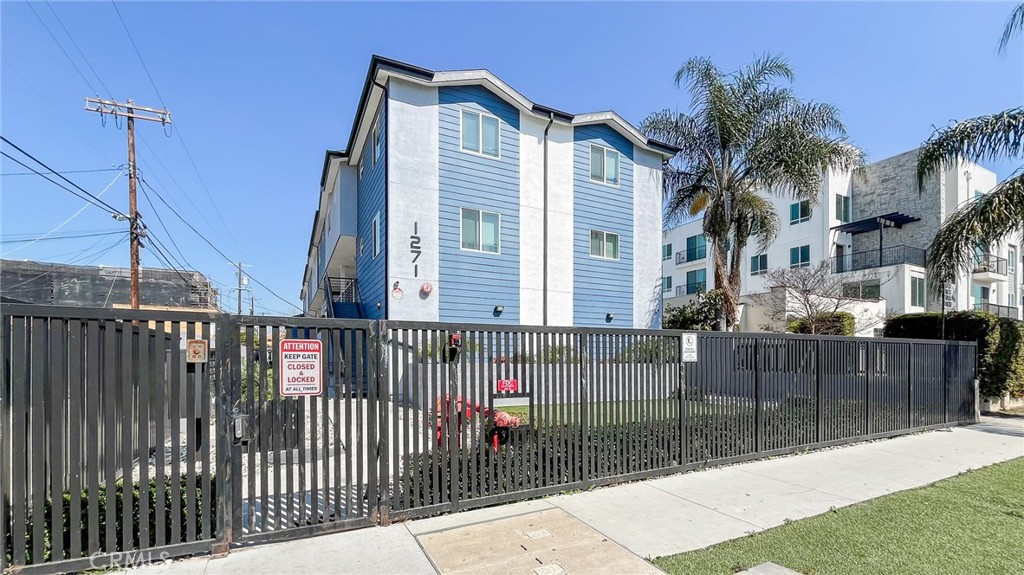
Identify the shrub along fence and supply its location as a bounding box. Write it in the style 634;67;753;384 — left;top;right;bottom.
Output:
2;304;979;574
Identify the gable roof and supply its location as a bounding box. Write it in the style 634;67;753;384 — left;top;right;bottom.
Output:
343;55;679;164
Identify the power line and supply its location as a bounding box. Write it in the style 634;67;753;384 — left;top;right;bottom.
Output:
44;0;117;100
2;167;121;176
2;136;127;216
2;233;129;292
110;1;166;108
4;169;124;256
1;230;123;244
138;177;302;313
137;177;192;268
25;1;100;96
0;149;126;217
107;1;245;258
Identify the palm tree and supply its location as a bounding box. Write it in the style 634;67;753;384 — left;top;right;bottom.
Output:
643;55;863;329
919;4;1024;289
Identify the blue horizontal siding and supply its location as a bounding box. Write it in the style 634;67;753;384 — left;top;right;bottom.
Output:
573;124;634;327
357;103;387;319
438;85;520;324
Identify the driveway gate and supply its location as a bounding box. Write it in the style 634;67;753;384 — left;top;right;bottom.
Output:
226;316;381;544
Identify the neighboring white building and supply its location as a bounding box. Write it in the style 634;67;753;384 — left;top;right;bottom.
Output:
661;148;1018;334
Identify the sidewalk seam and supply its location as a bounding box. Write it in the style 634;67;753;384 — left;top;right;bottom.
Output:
408;501;558;536
548;503;667;568
406;523;442;575
641;483;765;531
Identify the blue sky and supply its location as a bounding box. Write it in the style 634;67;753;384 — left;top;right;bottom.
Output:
2;1;1021;314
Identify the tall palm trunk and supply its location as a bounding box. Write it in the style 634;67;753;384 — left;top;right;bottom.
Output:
712;240;734;330
727;231;745;330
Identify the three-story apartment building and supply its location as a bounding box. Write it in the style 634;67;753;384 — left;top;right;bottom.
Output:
301;56;676;328
662;148;1017;331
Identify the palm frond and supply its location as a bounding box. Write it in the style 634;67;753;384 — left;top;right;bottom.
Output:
999;3;1024;53
927;168;1024;289
917;108;1024;189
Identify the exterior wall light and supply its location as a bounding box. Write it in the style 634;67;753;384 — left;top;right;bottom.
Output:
493;305;505;316
606;313;615;322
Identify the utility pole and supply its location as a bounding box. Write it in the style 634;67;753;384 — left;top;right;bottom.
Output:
233;262;252;315
85;98;171;309
250;294;255;316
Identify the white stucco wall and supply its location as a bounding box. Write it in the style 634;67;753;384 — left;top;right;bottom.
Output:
633;146;663;328
386;78;440;321
546;122;575;326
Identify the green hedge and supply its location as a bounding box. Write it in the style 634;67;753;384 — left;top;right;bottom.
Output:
4;474;216;566
994;318;1024;398
882;311;1023;397
787;312;856;336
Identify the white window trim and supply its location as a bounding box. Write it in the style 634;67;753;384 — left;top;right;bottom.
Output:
459;207;502;254
790;200;812;225
790;245;811;268
372;212;381;259
750;254;767;276
911;276;926;308
459;108;501;159
589;144;621;187
589;229;621;261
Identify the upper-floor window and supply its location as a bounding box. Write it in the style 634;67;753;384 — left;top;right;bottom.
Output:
373;113;384;165
911;276;926;307
461;109;500;158
372;212;382;259
662;276;672;292
685;269;706;294
1009;246;1017;279
590;144;620;186
662;243;672;261
461;208;500;253
750;254;768;276
790;245;810;268
685;234;706;261
790;200;811;224
590;230;620;260
835;194;851;223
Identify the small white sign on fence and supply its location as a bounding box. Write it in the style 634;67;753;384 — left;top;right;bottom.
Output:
681;333;698;363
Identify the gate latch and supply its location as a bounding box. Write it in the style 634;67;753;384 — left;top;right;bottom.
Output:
231;410;250;443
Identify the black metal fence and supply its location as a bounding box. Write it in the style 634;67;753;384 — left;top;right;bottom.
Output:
1;304;979;574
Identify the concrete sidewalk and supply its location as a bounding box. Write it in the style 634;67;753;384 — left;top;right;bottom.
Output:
128;416;1023;575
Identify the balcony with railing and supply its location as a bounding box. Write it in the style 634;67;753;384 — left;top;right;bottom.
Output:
831;245;926;273
972;253;1008;283
974;302;1018;319
675;246;707;265
674;282;706;296
323;277;360;318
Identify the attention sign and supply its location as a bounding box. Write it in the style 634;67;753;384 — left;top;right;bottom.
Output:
279;339;323;397
496;379;519;393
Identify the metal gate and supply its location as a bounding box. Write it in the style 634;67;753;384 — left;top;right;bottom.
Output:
225;316;381;544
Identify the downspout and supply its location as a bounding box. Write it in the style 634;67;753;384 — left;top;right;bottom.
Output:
542;112;554;327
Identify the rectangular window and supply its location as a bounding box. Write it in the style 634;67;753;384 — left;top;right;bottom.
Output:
662;276;672;292
685;269;706;294
844;279;881;300
911;276;926;307
685;234;707;261
460;208;500;253
835;194;851;223
1009;246;1017;278
461;109;500;158
750;254;768;276
373;113;384;165
589;230;620;260
789;245;810;268
371;212;381;259
790;200;811;224
662;243;672;261
589;144;620;186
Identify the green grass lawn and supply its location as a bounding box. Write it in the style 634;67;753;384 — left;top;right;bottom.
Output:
654;456;1024;575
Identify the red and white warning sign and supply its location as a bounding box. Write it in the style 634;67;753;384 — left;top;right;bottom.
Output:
496;379;519;393
279;339;323;397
